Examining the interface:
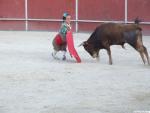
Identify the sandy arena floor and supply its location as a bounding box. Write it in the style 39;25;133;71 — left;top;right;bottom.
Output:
0;31;150;113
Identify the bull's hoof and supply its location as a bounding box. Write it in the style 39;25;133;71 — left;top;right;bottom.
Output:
122;45;126;49
109;62;113;65
148;60;150;65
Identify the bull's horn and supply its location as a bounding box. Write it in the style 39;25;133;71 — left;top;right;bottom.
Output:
78;42;85;47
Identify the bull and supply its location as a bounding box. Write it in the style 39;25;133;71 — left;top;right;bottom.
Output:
79;23;150;65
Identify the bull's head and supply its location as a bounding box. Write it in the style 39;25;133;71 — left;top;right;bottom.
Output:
79;41;99;58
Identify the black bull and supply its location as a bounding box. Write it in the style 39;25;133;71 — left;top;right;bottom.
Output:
79;23;150;65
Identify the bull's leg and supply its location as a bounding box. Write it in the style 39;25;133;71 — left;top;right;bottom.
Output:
139;51;146;64
136;45;146;64
135;44;146;64
106;48;113;65
122;45;125;49
121;42;126;49
96;50;100;61
135;36;147;64
143;46;150;65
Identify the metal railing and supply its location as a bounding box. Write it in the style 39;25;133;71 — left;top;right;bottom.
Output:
0;0;150;32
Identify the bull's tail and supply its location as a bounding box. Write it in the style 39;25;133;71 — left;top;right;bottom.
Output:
134;17;143;31
133;18;150;64
134;17;142;25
